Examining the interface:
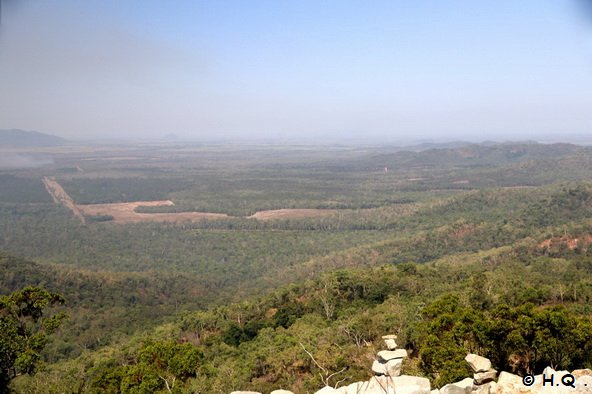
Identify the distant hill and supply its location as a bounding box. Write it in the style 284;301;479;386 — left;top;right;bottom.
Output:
370;142;583;168
401;141;474;152
0;129;67;147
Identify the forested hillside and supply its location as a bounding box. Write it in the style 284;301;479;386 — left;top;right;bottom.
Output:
1;142;592;393
0;129;66;148
11;228;592;392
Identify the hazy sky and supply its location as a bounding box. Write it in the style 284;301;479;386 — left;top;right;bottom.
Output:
1;0;592;142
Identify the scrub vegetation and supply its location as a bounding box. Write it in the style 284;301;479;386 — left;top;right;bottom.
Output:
2;141;592;392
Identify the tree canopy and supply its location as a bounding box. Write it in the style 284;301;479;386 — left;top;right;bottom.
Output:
0;287;66;393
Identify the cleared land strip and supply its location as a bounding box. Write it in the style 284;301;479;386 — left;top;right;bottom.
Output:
43;177;339;224
42;176;87;225
79;203;338;223
248;209;338;220
78;201;230;223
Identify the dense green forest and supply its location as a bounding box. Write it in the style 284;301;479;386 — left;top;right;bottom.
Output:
2;142;592;393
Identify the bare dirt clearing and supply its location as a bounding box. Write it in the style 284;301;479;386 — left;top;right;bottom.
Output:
248;209;338;220
43;177;341;224
78;201;230;223
80;204;338;223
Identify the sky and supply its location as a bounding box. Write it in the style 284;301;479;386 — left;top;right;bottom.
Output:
0;0;592;142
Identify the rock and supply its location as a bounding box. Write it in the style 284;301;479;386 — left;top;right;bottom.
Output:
385;358;403;377
392;375;431;394
576;375;592;391
539;368;573;390
230;392;262;394
431;390;440;394
319;375;430;394
573;369;592;378
542;366;555;377
354;375;430;394
541;369;581;393
472;381;497;394
474;369;497;385
439;377;473;394
377;349;408;361
372;357;403;377
336;381;365;394
464;354;491;373
372;359;389;375
365;376;396;394
270;391;295;394
495;371;523;394
495;370;592;393
382;335;398;350
315;387;338;394
384;339;398;350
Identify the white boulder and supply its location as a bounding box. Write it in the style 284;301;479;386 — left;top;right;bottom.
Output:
392;375;431;394
315;386;338;394
464;354;491;373
573;369;592;378
230;392;262;394
472;381;497;394
474;369;497;385
495;371;524;394
372;359;389;375
382;334;398;350
386;358;403;377
377;349;408;361
440;377;473;394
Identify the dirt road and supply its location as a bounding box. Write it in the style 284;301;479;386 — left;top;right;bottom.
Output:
42;176;87;225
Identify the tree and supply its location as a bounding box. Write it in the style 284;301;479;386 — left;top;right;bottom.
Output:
0;287;66;392
137;341;203;392
88;341;203;394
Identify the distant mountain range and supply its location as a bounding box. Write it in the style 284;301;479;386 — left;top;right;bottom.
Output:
358;141;585;173
395;140;541;152
0;129;67;148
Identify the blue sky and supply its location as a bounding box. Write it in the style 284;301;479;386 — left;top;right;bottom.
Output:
0;0;591;142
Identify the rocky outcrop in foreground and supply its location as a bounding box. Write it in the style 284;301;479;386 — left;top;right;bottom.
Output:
232;334;592;394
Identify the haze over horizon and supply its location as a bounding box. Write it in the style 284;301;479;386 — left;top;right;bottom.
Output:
1;1;592;142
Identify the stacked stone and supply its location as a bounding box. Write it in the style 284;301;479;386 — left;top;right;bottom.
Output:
432;354;496;394
370;335;407;378
466;354;497;394
465;354;496;385
465;354;497;388
233;348;592;394
382;334;398;350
